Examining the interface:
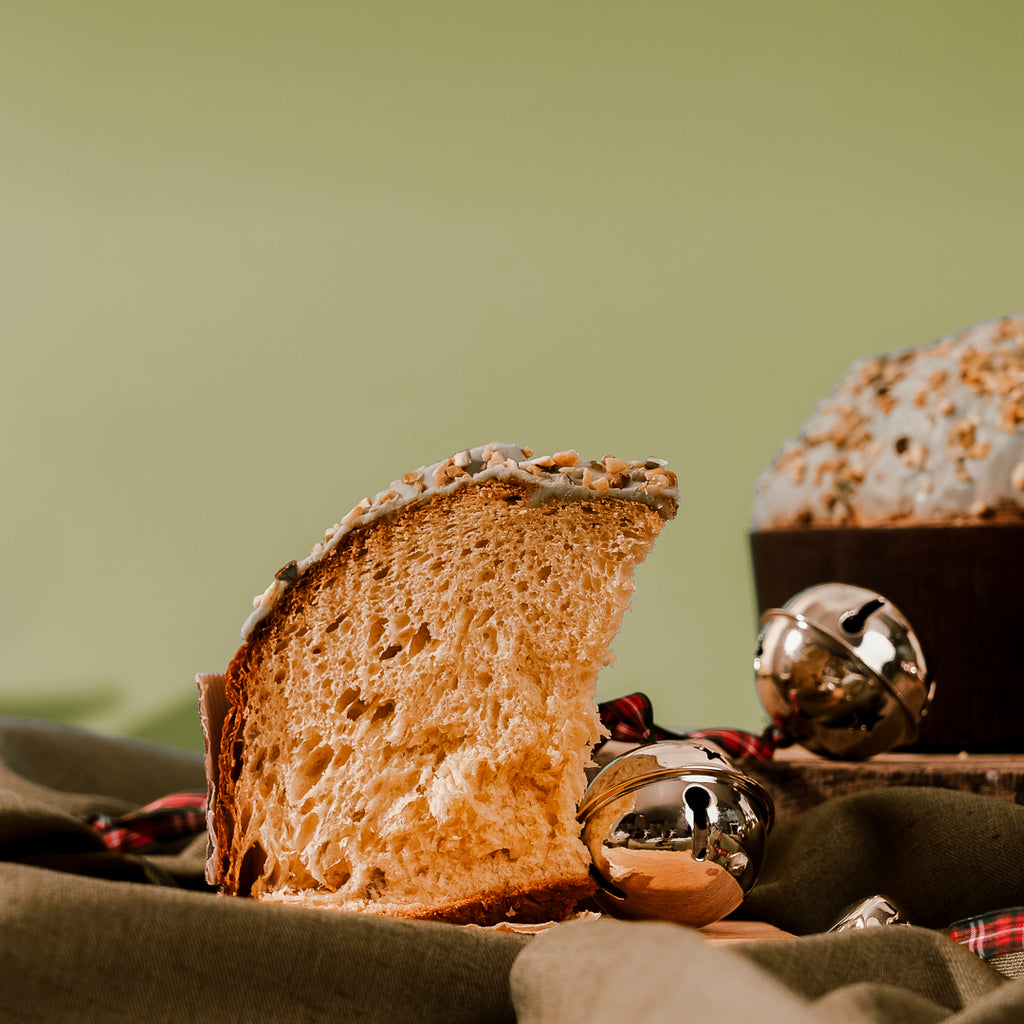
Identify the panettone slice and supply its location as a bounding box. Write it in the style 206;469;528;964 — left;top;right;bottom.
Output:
201;443;677;925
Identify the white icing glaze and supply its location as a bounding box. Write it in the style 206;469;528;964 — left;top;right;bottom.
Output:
242;442;678;639
753;315;1024;528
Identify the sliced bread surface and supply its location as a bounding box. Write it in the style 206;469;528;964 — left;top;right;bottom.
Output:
210;443;677;924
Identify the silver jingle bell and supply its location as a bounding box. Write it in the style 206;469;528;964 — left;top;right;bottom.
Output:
577;740;775;928
828;894;911;932
755;583;935;760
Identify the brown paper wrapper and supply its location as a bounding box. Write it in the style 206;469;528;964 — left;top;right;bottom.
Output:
750;524;1024;752
196;672;228;883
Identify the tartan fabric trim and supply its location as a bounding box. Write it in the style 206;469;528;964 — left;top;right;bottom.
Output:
947;908;1024;960
687;726;783;762
597;692;679;744
596;692;785;761
87;791;208;852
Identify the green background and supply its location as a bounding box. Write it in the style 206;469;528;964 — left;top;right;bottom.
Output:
3;2;1022;751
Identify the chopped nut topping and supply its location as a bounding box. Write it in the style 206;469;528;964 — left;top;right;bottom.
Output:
754;317;1024;526
828;407;872;450
902;442;927;469
949;416;978;451
275;560;300;582
773;447;799;472
814;457;846;486
551;450;581;468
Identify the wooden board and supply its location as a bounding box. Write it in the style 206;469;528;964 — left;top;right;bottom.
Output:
740;746;1024;824
476;914;796;942
698;919;795;943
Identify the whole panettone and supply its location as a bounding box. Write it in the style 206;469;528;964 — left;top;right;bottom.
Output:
751;315;1024;751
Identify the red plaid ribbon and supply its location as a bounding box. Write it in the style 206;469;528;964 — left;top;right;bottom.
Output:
597;691;786;761
947;908;1024;976
87;791;207;853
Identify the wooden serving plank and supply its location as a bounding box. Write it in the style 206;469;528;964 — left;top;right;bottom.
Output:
698;919;795;943
477;915;795;942
740;746;1024;824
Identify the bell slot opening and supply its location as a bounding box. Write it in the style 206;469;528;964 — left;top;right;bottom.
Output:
840;598;885;636
684;784;711;862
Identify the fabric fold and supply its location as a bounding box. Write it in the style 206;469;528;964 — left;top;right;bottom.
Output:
2;860;527;1024
510;917;1017;1024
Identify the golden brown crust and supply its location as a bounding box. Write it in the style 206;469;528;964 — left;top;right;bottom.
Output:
213;636;259;893
256;874;598;926
402;875;598;926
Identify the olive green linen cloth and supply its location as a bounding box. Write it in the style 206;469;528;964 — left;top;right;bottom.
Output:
3;717;1024;1023
0;719;526;1023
